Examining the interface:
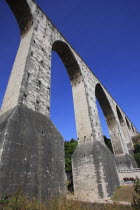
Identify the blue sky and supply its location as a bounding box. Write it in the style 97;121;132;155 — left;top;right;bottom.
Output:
0;0;140;140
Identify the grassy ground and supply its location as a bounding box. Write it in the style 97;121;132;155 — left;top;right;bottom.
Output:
111;186;134;202
0;197;132;210
0;191;133;210
0;186;135;209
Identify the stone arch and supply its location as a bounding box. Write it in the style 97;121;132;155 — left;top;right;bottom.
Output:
52;40;92;142
116;106;124;122
95;83;124;155
125;117;131;130
125;116;135;137
131;124;135;133
5;0;33;35
52;41;81;81
116;106;132;153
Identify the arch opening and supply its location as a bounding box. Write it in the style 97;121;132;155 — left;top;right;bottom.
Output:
0;1;20;108
51;41;79;192
52;42;94;143
95;83;124;155
96;99;114;153
51;41;81;141
50;50;77;141
52;41;81;81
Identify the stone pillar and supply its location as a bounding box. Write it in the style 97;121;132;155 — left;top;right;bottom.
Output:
72;80;93;143
2;1;53;117
72;83;120;201
0;0;66;199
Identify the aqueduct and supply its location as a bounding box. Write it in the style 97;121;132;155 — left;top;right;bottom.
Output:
0;0;139;201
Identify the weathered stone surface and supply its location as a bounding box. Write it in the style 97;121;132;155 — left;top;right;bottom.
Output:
0;104;65;199
2;0;138;148
72;141;120;200
0;0;139;201
115;154;137;170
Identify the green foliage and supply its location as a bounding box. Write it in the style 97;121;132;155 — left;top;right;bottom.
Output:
134;154;140;168
134;143;140;154
64;139;78;173
132;177;140;209
133;143;140;167
133;178;140;195
64;139;78;192
0;189;46;210
103;136;114;153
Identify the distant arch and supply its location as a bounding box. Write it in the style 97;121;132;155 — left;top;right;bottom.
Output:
116;106;135;154
131;124;135;133
125;117;131;130
95;83;124;155
116;106;124;123
116;106;129;144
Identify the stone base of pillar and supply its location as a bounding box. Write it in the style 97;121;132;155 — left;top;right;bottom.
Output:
72;140;120;201
0;104;66;199
115;154;137;170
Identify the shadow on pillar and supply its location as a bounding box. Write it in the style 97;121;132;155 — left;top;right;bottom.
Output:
0;104;66;199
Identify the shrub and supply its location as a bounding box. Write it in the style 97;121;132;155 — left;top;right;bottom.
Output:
0;189;46;210
131;177;140;209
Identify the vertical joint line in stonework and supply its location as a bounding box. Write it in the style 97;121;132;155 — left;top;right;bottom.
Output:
35;100;40;111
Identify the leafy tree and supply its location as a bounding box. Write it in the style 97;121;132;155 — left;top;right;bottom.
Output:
132;177;140;209
64;139;78;173
64;139;78;192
